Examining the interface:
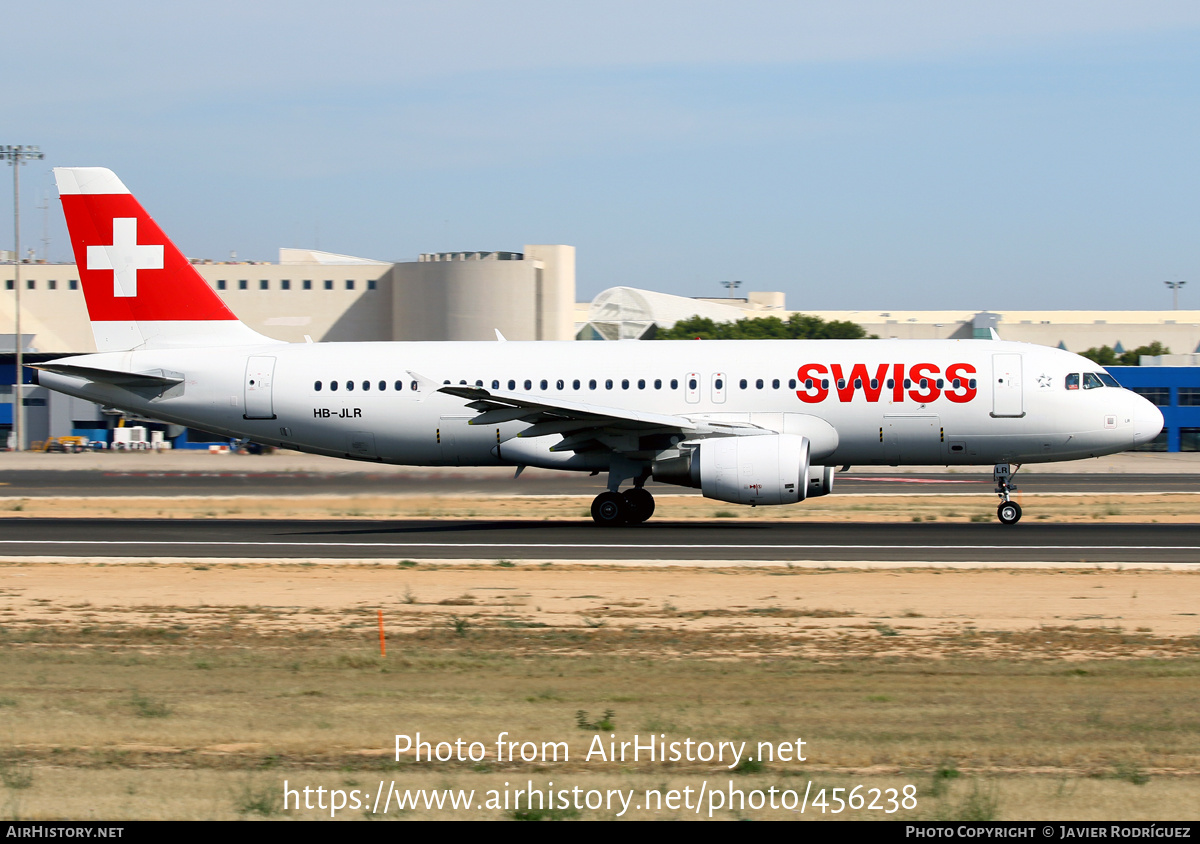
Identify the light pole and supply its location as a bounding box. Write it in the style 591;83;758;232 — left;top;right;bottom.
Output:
1165;280;1186;311
720;280;742;297
1;145;45;451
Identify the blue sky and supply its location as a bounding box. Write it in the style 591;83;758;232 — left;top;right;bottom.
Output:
6;1;1200;310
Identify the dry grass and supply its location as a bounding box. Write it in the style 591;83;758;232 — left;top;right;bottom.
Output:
1;562;1199;819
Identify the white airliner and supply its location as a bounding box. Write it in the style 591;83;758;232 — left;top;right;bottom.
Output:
36;167;1164;526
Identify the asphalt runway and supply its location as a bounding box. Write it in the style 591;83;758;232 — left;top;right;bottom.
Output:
1;518;1198;563
0;469;1197;496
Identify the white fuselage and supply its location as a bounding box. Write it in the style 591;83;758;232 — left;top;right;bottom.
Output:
38;337;1162;470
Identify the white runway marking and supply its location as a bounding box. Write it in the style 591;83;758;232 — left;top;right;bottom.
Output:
0;540;1196;552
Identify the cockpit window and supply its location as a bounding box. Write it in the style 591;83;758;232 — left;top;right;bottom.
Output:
1065;373;1080;390
1098;372;1121;388
1083;372;1104;390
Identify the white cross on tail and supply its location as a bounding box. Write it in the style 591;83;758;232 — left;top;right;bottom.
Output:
86;217;164;298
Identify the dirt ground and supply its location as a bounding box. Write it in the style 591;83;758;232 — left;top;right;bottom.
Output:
3;562;1200;649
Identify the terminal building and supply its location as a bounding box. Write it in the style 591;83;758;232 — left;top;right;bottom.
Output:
0;250;1192;452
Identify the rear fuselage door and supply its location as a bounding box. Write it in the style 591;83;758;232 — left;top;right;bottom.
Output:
244;356;276;420
991;353;1024;418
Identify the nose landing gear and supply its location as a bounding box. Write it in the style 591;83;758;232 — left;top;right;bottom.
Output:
994;463;1022;525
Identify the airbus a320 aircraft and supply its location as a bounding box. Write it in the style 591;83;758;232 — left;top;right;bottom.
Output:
37;167;1164;525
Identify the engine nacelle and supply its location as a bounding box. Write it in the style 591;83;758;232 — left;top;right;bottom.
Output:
806;464;835;498
653;434;814;506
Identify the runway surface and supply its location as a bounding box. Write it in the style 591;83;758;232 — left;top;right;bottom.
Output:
0;469;1197;496
1;518;1198;563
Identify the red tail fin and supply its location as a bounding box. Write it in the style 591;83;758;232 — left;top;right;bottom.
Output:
55;167;276;351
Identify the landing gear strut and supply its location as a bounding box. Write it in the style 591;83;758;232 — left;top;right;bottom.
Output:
994;463;1022;525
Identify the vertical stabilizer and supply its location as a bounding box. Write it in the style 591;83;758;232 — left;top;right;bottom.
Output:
55;167;280;351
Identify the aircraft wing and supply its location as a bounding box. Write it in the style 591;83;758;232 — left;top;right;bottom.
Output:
438;384;776;454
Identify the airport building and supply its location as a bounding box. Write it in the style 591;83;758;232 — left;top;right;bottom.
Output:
0;251;1196;451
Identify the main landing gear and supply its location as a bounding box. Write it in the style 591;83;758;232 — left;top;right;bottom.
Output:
994;463;1022;525
591;457;655;526
590;486;656;526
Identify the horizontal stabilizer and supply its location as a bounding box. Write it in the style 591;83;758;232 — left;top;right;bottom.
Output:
33;362;184;390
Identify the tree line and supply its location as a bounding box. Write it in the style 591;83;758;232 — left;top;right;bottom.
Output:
1078;342;1169;366
653;314;873;340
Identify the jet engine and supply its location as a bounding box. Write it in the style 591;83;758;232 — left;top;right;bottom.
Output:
653;434;831;506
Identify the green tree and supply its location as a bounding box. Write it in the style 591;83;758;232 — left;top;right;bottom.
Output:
1079;342;1169;366
654;313;872;341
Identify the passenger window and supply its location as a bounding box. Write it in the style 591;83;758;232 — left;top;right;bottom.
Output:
688;377;697;390
540;379;548;390
589;379;597;390
788;379;796;389
804;379;813;389
637;379;645;389
670;379;678;390
772;379;780;389
715;378;724;390
379;380;386;391
508;380;516;390
362;380;370;391
475;380;483;387
853;379;862;389
345;381;354;392
903;379;911;389
621;379;629;389
410;380;419;391
1083;372;1104;390
739;379;747;389
886;379;895;389
331;381;338;392
606;379;613;389
870;379;879;390
314;380;322;392
524;380;532;390
654;379;662;390
492;380;500;389
756;379;764;389
395;380;403;391
573;379;580;390
557;379;564;390
836;379;845;389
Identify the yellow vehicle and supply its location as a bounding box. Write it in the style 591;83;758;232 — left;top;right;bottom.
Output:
30;436;93;453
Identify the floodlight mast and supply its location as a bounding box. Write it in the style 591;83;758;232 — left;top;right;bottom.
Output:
1165;280;1186;311
1;144;45;451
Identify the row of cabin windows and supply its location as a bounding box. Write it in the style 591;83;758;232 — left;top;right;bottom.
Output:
4;279;78;290
215;279;377;291
312;376;980;393
315;380;421;393
801;377;977;390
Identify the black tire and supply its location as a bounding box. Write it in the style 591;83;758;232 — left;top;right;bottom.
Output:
591;491;628;526
997;501;1022;525
623;488;655;524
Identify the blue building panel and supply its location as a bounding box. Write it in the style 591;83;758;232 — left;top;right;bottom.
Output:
1108;366;1200;452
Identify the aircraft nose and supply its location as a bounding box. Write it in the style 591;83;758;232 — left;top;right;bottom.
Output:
1131;394;1164;447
